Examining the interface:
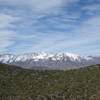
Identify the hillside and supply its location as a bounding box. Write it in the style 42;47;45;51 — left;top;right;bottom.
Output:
0;63;100;100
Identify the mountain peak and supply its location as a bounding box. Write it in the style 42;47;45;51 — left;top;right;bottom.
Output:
0;52;100;70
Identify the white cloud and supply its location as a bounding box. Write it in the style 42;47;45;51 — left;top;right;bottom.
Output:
0;0;79;13
0;13;19;53
0;0;99;55
82;4;100;11
7;13;100;54
82;3;100;15
0;31;16;52
23;14;100;53
0;13;19;29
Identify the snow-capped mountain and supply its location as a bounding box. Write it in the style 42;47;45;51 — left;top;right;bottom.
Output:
0;52;100;70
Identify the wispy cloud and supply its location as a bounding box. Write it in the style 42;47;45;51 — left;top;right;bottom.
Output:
0;0;100;55
0;13;19;29
0;0;79;11
0;13;19;52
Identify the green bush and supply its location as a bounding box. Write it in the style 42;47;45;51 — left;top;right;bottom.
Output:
0;63;100;100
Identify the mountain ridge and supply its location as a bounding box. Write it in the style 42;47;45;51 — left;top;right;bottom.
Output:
0;52;100;70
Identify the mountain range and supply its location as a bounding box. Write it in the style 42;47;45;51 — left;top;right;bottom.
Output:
0;52;100;70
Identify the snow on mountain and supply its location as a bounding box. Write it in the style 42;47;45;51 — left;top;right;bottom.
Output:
0;52;92;63
0;52;99;70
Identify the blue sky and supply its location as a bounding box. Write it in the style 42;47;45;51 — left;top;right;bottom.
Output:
0;0;100;55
